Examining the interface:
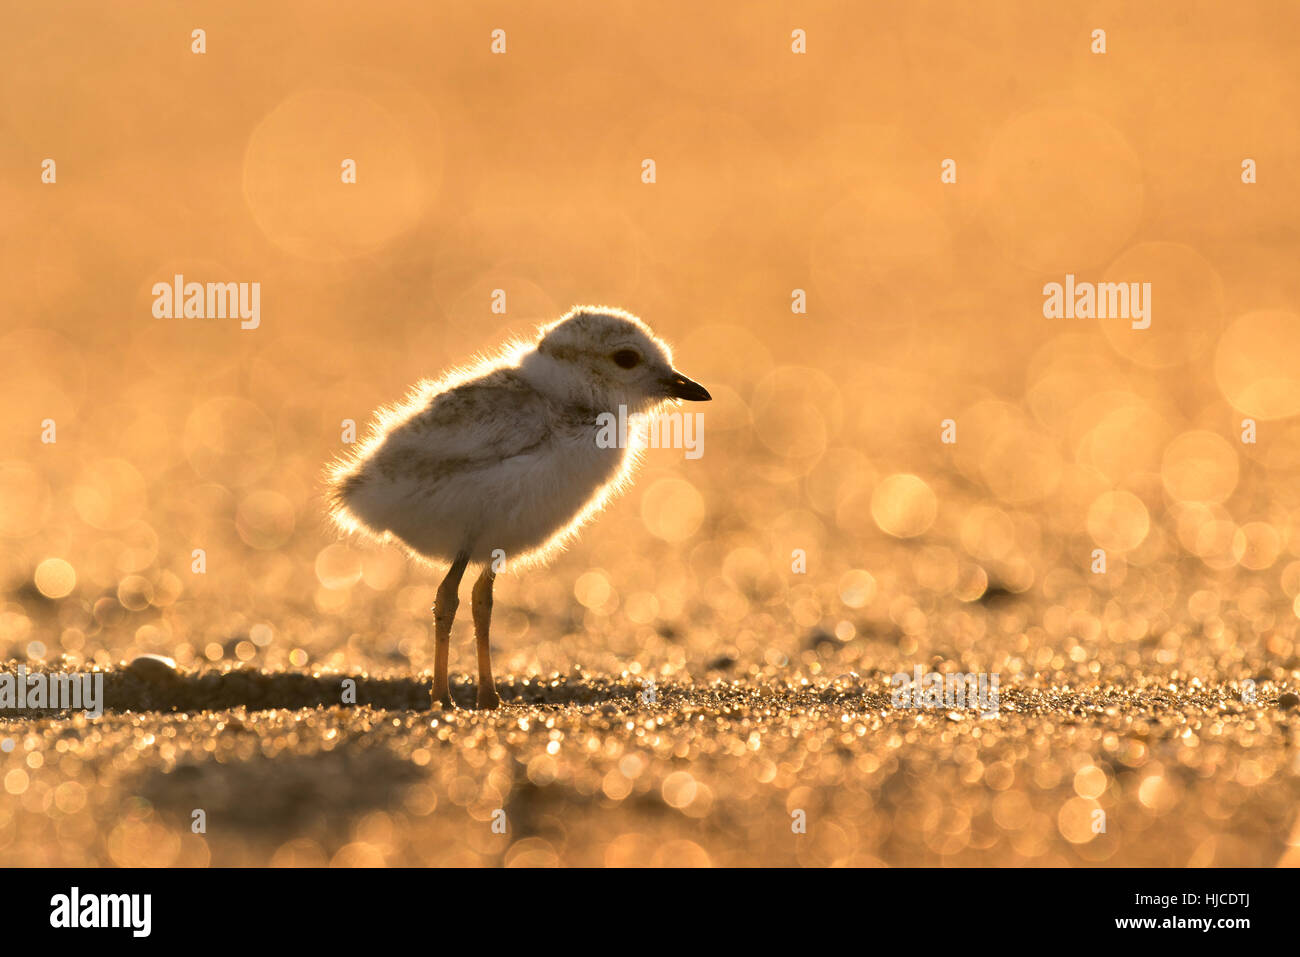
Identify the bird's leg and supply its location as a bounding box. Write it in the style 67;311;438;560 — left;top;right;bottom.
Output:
472;567;500;710
431;553;469;709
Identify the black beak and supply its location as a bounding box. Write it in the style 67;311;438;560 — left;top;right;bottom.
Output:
666;369;712;401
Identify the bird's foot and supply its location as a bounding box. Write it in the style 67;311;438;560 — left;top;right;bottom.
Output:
431;691;457;711
476;687;501;710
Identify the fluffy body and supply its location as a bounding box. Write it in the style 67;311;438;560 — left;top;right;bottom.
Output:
326;307;695;570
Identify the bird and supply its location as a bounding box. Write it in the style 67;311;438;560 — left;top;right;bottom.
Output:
325;306;712;710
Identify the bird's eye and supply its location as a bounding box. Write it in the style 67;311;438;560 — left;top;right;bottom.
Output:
612;349;641;369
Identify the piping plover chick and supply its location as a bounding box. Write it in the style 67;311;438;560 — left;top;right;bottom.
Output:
326;306;711;710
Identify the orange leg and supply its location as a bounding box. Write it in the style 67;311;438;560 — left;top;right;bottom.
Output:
431;554;469;708
472;567;501;709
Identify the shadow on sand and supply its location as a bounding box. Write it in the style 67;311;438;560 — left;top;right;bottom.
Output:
0;665;664;716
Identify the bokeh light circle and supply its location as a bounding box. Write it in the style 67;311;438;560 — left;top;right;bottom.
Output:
34;558;76;599
641;478;705;543
1086;490;1150;553
243;90;429;261
1214;311;1300;419
981;109;1142;271
871;474;937;539
1161;431;1238;504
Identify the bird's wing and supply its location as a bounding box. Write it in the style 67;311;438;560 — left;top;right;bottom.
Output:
374;371;554;475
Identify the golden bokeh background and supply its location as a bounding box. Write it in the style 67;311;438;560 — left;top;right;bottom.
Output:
2;1;1300;867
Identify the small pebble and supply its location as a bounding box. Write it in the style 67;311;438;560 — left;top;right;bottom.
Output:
127;654;180;683
1278;692;1300;710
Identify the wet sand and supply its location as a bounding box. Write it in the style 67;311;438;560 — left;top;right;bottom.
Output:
3;655;1297;866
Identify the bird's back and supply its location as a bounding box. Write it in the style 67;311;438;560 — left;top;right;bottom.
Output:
327;366;629;567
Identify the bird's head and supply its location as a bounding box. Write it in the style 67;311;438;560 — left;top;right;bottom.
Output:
529;306;711;414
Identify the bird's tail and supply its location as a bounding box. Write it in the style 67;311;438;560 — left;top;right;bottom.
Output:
322;455;370;536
